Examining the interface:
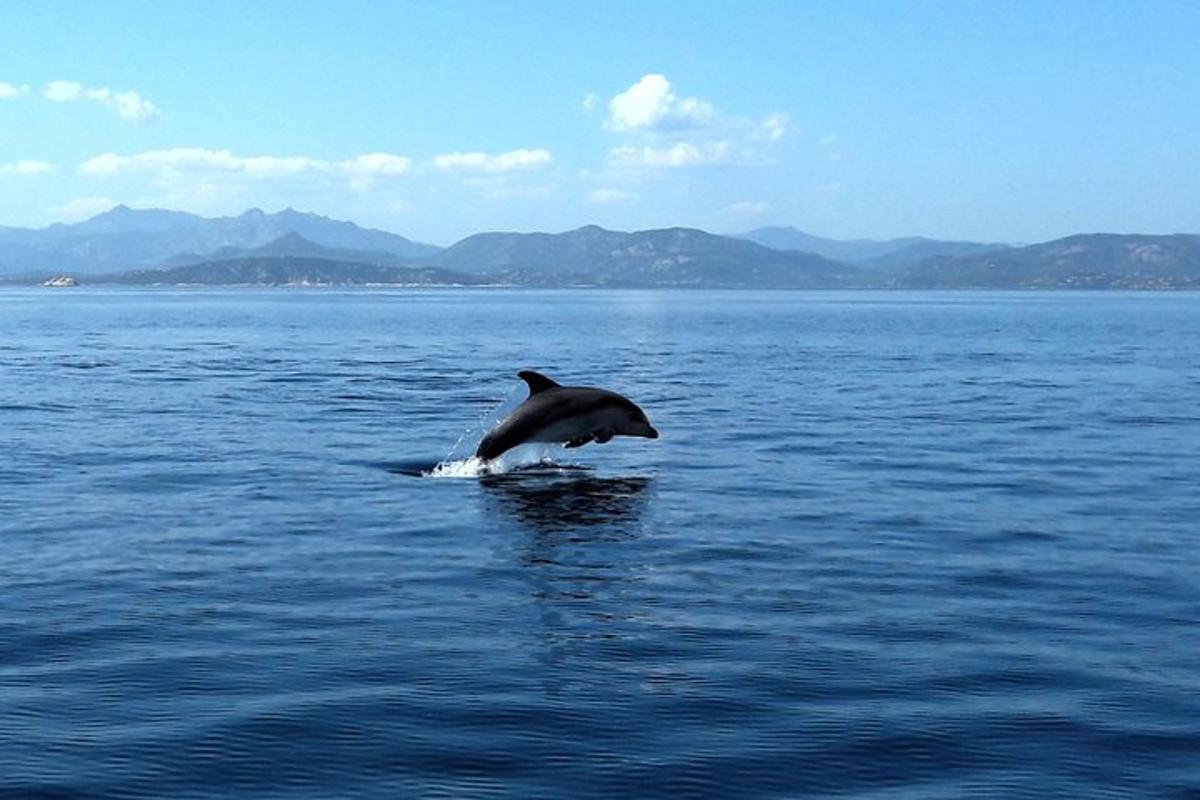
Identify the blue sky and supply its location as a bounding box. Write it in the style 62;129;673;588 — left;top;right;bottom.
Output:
2;0;1198;245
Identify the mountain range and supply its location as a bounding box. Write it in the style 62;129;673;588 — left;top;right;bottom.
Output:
94;255;475;288
0;206;438;276
737;225;1010;269
888;233;1200;289
428;225;862;288
2;206;1198;289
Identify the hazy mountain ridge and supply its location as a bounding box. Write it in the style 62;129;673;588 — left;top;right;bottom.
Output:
93;255;478;287
158;232;419;270
3;207;1199;289
0;206;440;275
738;225;1009;269
890;233;1200;289
432;225;863;288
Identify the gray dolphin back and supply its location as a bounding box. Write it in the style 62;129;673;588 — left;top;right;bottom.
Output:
474;370;652;461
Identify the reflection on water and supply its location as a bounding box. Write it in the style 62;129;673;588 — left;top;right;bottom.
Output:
482;474;656;696
379;459;442;477
6;291;1200;797
480;474;652;532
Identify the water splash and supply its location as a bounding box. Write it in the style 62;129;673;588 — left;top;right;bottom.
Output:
424;380;556;479
439;380;528;463
425;445;572;479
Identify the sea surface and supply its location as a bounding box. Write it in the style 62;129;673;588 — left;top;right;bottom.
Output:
2;288;1199;799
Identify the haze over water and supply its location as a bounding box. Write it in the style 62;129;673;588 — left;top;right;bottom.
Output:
3;288;1199;798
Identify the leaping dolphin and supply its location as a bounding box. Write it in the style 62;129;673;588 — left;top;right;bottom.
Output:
475;371;659;461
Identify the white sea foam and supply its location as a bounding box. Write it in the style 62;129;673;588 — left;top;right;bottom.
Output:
424;445;569;479
424;379;563;479
425;456;493;478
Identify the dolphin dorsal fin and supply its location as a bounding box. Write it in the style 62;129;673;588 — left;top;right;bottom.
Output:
518;370;561;395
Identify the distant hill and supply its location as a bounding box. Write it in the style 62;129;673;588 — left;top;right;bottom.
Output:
3;208;1198;290
93;255;478;287
431;225;864;288
0;206;441;275
159;232;419;270
861;239;1012;271
891;234;1200;289
737;225;1008;269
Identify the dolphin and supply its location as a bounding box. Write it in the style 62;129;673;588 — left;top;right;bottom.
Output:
475;370;659;461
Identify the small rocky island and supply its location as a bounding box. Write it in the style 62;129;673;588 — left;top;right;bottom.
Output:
42;275;78;287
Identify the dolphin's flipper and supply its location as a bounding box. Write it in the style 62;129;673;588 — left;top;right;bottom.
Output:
565;434;594;448
518;370;561;396
593;429;614;444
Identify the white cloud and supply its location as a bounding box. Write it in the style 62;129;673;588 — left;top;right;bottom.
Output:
50;196;120;222
343;153;412;191
0;82;31;99
78;152;131;175
607;74;713;132
761;113;789;142
44;80;161;123
0;159;52;176
342;153;412;176
599;74;789;178
588;188;637;204
582;93;599;113
79;148;413;182
44;80;85;101
341;153;413;191
433;148;553;173
609;141;732;169
110;90;160;123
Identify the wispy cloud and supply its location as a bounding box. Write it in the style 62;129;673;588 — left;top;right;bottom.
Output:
44;80;161;123
339;153;413;190
609;142;733;169
79;148;412;181
0;159;52;176
0;82;31;99
433;148;553;173
342;153;412;176
760;113;790;142
588;188;637;204
726;200;768;217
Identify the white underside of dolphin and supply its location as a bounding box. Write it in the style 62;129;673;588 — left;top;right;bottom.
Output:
475;370;659;462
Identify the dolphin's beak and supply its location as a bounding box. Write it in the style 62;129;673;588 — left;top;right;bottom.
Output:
646;426;659;439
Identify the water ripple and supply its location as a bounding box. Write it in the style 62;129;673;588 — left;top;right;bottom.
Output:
1;288;1198;798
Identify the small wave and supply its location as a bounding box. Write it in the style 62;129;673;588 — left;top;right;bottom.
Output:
426;456;493;479
376;450;591;479
426;453;589;479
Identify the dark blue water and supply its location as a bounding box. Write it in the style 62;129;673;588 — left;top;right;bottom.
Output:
2;288;1199;799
